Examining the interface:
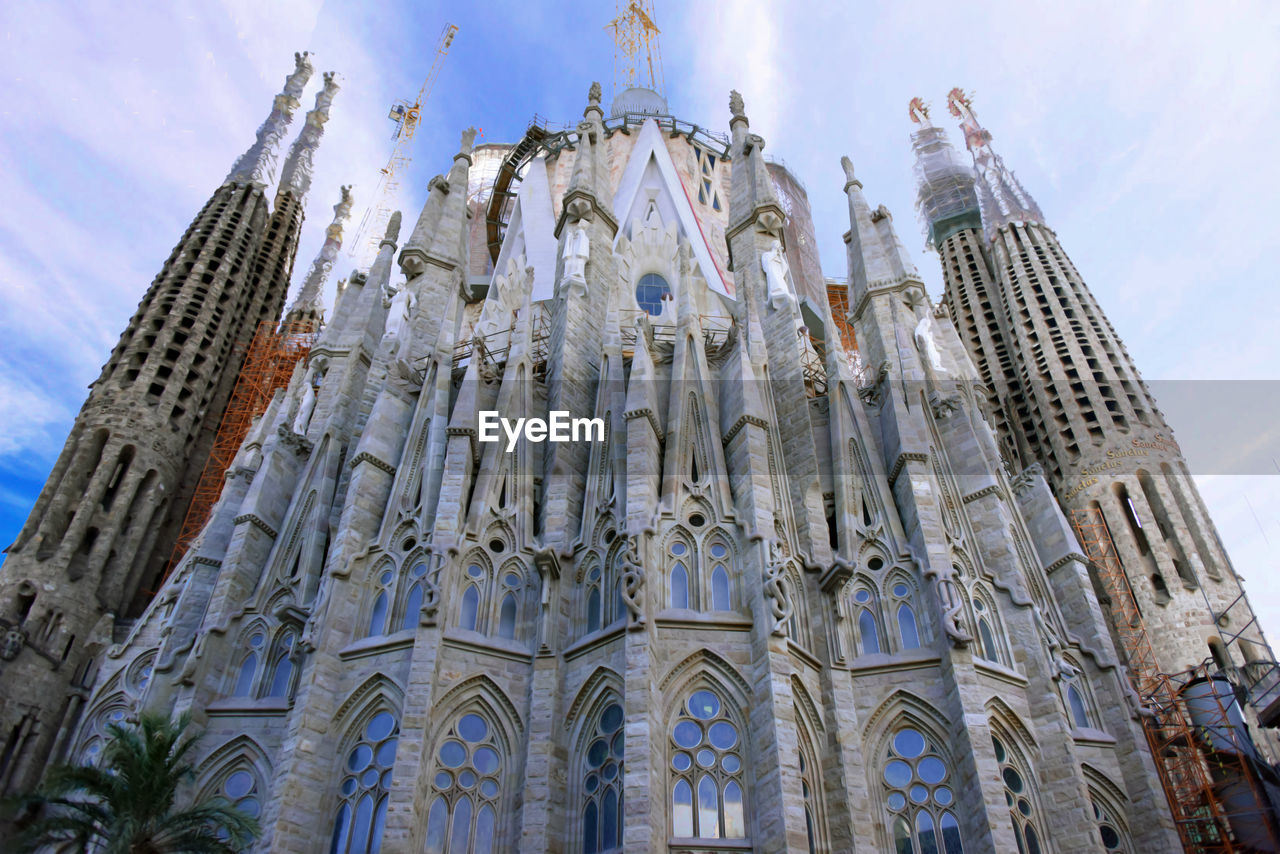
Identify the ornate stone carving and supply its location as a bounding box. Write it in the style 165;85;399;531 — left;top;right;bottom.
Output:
922;558;972;647
288;185;353;317
840;155;860;189
1;625;25;660
764;540;794;637
729;89;745;120
588;81;602;107
620;535;645;630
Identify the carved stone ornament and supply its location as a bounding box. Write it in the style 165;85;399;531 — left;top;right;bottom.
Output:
922;559;972;647
729;89;745;119
0;626;25;660
764;540;794;637
620;535;646;630
588;81;602;106
562;223;590;288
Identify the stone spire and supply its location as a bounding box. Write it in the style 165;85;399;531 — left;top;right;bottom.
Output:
558;82;616;233
946;88;1044;239
286;184;354;324
400;127;477;278
910;98;983;249
225;52;313;187
279;71;341;199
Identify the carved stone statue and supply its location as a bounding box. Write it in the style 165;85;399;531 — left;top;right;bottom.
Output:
620;536;646;630
729;90;745;120
914;310;948;375
460;126;479;154
562;223;590;283
384;286;416;367
292;367;323;434
761;240;794;311
840;155;858;187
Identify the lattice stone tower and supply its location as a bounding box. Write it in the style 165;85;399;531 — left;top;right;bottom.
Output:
44;73;1255;852
0;53;338;795
915;90;1277;703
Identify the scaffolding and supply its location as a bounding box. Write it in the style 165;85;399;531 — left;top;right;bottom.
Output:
1071;507;1280;853
163;319;318;581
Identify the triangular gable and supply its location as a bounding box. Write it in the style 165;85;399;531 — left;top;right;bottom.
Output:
611;119;732;298
493;155;558;303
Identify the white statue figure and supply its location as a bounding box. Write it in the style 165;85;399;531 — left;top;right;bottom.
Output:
383;284;415;361
761;240;794;311
563;224;590;283
914;310;948;375
292;368;322;434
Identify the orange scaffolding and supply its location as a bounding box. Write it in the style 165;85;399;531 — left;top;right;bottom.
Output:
1071;507;1280;853
163;318;319;581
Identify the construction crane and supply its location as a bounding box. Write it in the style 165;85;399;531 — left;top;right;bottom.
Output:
348;22;458;265
607;0;664;97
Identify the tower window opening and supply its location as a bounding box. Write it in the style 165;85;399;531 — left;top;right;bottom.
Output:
636;273;670;316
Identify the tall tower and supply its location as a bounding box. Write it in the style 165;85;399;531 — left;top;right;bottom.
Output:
0;53;334;794
918;89;1275;694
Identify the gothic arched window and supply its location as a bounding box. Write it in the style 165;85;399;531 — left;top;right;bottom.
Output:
459;563;487;632
214;768;262;845
401;560;428;632
670;541;690;610
992;735;1042;854
889;581;921;650
424;712;504;854
585;562;603;634
882;726;963;854
796;717;826;854
496;571;520;640
329;711;399;854
1092;797;1133;852
972;595;1004;666
233;632;265;697
266;631;297;699
1065;677;1091;729
709;542;731;612
581;701;625;853
365;568;393;638
669;689;748;840
853;587;881;655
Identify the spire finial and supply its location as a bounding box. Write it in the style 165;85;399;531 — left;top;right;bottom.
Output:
589;81;602;107
224;52;314;187
909;97;931;125
279;71;342;199
287;184;353;322
384;211;402;244
945;88;1044;238
729;89;746;124
840;155;861;189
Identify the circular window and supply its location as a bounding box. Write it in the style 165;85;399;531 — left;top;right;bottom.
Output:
402;537;417;552
688;513;706;528
635;273;671;315
489;539;505;553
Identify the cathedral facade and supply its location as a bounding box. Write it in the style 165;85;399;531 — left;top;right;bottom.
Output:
3;56;1276;853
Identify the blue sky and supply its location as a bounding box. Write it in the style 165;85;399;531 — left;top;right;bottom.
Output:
2;1;1278;640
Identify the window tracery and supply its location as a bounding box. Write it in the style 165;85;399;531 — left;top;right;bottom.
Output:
329;711;399;854
581;700;625;853
881;726;963;853
992;735;1043;854
669;689;747;840
424;712;505;854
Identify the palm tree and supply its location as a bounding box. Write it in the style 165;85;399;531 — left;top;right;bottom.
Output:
5;711;258;853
